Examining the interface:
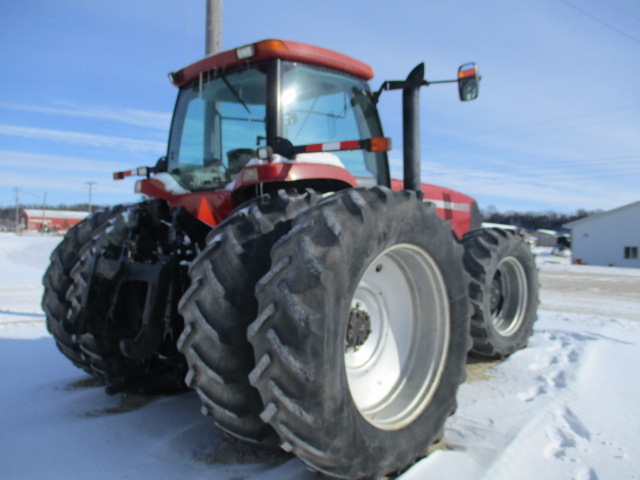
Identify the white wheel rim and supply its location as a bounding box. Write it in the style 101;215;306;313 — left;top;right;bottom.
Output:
344;244;450;430
490;256;528;336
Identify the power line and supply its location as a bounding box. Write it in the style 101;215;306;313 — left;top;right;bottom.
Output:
559;0;640;45
478;154;640;172
423;169;639;192
472;112;639;144
528;166;640;181
595;0;640;23
433;104;640;150
436;165;640;182
469;157;640;181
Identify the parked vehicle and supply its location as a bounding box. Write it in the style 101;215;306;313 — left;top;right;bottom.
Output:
43;39;538;479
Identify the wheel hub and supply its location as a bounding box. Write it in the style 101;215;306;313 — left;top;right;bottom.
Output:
490;256;528;336
344;244;450;430
346;305;371;350
489;272;504;314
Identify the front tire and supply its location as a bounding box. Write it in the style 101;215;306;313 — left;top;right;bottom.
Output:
462;228;539;358
249;187;471;479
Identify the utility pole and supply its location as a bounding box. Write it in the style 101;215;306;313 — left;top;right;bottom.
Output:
14;187;20;235
205;0;222;56
85;181;96;213
42;191;48;232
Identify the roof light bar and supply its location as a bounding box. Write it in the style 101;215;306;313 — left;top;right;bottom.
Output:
236;40;290;60
254;39;289;55
236;45;255;60
171;39;372;87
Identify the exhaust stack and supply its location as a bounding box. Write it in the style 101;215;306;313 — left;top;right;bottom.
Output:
402;63;425;192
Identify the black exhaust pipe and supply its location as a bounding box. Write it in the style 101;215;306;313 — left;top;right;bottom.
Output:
403;63;425;192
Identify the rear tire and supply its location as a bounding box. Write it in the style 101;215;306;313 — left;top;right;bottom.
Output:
42;207;124;374
249;187;471;479
177;190;318;448
462;228;539;358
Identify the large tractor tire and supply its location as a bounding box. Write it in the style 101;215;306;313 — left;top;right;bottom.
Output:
178;189;318;448
65;201;188;394
42;206;125;374
462;228;539;358
248;187;471;479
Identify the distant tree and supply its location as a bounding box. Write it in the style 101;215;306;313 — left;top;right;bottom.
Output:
480;207;600;232
0;203;601;233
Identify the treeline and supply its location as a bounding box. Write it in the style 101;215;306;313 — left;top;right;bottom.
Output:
481;207;600;232
0;203;600;233
0;204;107;229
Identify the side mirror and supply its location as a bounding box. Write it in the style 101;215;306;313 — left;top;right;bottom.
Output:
458;63;479;101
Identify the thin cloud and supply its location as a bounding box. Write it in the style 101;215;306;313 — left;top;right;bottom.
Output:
0;102;171;131
388;154;638;212
1;170;132;195
0;150;119;173
0;151;151;205
0;124;165;155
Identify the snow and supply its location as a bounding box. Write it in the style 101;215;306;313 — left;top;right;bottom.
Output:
1;234;639;479
245;152;345;168
151;172;191;195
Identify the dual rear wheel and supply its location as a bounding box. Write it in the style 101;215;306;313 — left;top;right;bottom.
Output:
178;187;470;477
181;188;539;478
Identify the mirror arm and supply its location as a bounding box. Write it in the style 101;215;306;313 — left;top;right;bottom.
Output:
427;79;458;85
373;78;429;104
373;78;464;103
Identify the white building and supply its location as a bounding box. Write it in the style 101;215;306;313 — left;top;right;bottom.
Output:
531;229;558;247
564;200;640;268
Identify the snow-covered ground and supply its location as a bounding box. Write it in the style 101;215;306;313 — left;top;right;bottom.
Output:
1;233;639;479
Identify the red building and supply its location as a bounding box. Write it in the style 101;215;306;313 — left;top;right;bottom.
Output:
20;209;88;233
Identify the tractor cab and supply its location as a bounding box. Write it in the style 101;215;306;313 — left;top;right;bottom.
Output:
121;39;480;235
165;39;389;196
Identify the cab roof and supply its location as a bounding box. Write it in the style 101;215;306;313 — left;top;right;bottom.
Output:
169;39;374;87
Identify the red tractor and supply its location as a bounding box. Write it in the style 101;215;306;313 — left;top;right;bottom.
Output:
43;39;538;479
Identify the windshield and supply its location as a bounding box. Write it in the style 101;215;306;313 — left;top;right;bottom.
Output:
167;60;387;191
281;64;386;186
167;66;267;191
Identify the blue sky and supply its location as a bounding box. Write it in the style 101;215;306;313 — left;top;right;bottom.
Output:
1;0;639;213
